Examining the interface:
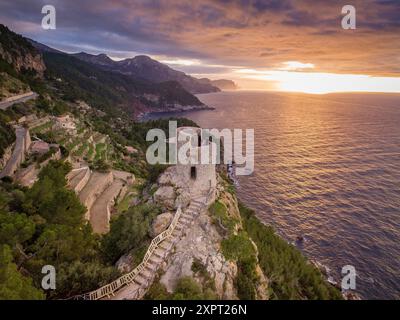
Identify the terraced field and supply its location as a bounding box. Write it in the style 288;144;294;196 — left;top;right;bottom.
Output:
59;125;115;163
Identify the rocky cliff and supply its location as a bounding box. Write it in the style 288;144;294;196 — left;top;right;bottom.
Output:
0;24;46;77
147;168;269;300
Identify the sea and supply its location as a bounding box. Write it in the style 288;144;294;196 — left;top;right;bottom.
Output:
142;91;400;299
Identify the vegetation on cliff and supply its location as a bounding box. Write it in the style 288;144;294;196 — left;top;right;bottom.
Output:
239;202;342;300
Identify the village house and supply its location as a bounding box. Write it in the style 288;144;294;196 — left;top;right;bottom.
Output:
53;114;77;134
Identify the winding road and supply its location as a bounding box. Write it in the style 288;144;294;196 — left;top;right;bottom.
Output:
0;91;38;110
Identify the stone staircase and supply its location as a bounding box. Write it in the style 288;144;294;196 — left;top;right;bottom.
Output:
69;191;212;300
110;197;206;300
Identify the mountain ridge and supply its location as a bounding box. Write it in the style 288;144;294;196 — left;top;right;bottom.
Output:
71;51;221;94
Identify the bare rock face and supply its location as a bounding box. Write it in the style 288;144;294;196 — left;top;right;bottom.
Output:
160;212;238;300
158;166;184;189
150;212;173;237
116;253;134;273
175;188;191;209
255;264;269;300
153;186;176;210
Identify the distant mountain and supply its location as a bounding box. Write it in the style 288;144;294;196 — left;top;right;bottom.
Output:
43;52;208;118
71;52;220;94
70;52;115;67
198;78;238;90
27;39;64;54
0;25;209;118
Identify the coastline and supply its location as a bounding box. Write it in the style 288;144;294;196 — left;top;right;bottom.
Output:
134;95;357;300
137;104;214;122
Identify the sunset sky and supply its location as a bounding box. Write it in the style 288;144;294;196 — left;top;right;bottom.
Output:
1;0;400;93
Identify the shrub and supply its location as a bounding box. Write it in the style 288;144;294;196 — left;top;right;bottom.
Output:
172;277;203;300
101;204;160;263
221;232;255;262
144;281;170;300
209;200;237;234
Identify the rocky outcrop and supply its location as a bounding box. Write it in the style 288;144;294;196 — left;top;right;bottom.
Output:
153;186;176;210
157;172;269;300
175;188;191;208
159;208;238;299
15;148;61;187
150;212;173;237
0;25;46;77
116;253;135;273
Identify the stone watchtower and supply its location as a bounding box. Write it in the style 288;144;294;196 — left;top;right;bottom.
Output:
175;127;217;198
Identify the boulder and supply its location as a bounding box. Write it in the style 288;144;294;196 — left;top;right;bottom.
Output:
150;212;174;237
115;253;134;273
153;186;176;210
158;166;184;188
175;188;191;209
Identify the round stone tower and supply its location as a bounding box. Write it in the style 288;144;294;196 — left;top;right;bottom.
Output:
175;127;217;198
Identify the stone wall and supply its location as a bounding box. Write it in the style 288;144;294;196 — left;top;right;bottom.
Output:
0;127;31;179
79;171;114;220
175;127;217;197
74;168;91;194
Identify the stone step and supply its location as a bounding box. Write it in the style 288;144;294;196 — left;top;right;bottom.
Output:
148;255;162;265
146;259;158;270
192;199;204;205
184;209;197;214
178;219;189;230
180;216;192;224
141;267;154;279
189;205;202;212
153;248;167;259
175;222;185;229
190;202;203;208
178;220;190;228
159;240;174;251
133;274;148;287
181;213;193;220
171;228;182;238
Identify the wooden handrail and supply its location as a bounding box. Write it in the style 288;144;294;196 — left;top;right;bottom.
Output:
69;187;215;301
69;206;183;300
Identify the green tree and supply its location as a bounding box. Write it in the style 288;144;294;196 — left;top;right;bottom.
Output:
101;204;159;263
0;210;35;248
0;245;44;300
172;277;203;300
